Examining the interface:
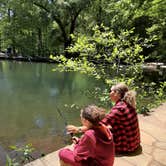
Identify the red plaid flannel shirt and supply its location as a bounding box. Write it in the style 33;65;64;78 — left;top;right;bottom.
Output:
102;100;140;153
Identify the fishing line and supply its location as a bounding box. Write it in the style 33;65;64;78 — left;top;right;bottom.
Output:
56;107;73;137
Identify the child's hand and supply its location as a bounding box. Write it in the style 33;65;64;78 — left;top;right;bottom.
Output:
72;136;79;144
107;125;112;129
66;125;79;134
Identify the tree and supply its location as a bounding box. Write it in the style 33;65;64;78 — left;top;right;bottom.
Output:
0;0;165;60
0;0;50;56
31;0;94;58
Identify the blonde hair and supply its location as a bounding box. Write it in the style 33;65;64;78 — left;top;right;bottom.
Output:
113;82;136;108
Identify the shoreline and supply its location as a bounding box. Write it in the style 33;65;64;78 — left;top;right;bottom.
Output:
0;55;57;64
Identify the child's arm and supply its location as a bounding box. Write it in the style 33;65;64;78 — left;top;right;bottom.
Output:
66;125;88;134
73;131;95;162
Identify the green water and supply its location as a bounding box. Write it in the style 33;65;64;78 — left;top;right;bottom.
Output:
0;60;104;164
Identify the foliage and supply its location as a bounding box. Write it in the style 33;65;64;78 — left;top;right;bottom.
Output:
50;24;165;113
0;0;165;60
7;144;34;166
6;155;19;166
0;0;92;56
136;81;166;114
52;25;146;81
0;0;50;56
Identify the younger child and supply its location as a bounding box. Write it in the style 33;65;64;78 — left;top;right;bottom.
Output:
59;105;114;166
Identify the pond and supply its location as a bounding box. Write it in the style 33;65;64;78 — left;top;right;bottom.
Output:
0;60;105;165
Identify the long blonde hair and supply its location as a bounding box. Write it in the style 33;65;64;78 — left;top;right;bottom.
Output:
113;82;136;108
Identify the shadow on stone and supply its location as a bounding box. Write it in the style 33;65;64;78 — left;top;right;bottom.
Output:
116;145;142;157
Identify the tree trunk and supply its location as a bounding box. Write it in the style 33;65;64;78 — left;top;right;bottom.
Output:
37;28;43;56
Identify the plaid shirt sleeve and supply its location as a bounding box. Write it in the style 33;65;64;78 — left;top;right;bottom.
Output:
101;104;122;127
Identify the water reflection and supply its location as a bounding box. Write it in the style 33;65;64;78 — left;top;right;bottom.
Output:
0;60;103;165
34;116;45;129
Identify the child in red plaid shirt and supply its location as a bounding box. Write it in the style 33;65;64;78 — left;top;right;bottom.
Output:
102;82;140;153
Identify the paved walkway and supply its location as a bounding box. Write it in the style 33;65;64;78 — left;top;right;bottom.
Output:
25;103;166;166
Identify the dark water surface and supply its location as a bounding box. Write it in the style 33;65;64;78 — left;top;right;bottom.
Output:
0;61;104;165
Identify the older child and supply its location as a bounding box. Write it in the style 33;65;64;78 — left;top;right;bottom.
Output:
102;82;140;153
59;105;114;166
